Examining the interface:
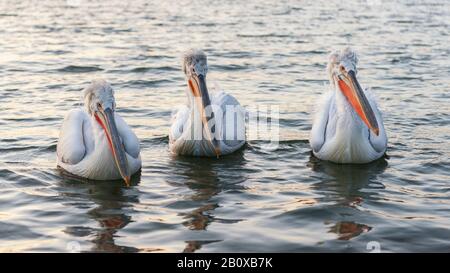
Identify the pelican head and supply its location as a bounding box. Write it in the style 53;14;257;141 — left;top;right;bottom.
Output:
182;49;211;109
327;48;379;136
183;49;208;79
181;49;220;156
83;79;131;186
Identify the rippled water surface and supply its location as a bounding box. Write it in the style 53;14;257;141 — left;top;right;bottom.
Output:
0;0;449;252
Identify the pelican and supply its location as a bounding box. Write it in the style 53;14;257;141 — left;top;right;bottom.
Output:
310;48;387;164
169;49;246;157
57;80;141;185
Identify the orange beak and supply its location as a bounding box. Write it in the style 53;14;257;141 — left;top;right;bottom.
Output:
95;105;131;186
336;70;380;136
188;75;221;157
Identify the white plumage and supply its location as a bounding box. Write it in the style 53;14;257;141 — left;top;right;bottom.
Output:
310;48;387;163
169;49;246;157
57;80;141;182
170;90;246;156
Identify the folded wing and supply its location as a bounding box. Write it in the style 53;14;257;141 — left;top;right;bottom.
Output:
310;91;334;153
57;109;90;165
212;91;246;153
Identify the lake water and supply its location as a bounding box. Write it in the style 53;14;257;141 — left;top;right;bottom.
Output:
0;0;449;252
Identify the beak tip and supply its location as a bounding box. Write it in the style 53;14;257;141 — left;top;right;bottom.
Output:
373;128;380;136
124;176;131;187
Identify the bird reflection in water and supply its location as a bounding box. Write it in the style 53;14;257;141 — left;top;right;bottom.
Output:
168;150;247;252
58;169;142;252
328;221;372;241
308;153;388;240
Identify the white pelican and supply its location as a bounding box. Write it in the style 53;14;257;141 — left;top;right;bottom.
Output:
169;49;246;157
57;80;141;185
310;48;387;164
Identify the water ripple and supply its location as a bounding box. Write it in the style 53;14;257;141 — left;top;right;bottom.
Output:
0;0;449;253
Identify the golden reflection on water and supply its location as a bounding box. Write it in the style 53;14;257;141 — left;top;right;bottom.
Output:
0;0;449;252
